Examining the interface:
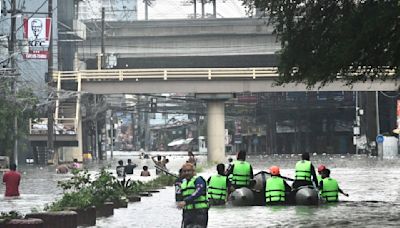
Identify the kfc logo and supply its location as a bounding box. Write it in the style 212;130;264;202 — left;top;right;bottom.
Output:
24;17;51;47
23;17;51;59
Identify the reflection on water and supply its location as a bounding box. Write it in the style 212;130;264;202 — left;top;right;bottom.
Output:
1;154;400;227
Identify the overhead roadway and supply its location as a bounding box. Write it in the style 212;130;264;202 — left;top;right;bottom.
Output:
53;67;399;94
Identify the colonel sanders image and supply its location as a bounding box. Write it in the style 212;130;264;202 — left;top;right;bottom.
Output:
31;19;43;39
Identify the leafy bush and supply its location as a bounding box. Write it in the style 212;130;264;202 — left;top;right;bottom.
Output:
115;178;144;195
45;188;94;211
46;167;177;212
57;169;92;192
89;168;126;206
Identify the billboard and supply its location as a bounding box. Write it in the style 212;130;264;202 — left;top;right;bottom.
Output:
23;17;51;59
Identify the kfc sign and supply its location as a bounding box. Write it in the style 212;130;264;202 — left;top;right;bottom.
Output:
23;18;51;59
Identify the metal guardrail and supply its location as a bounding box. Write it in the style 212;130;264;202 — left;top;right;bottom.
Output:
53;67;280;81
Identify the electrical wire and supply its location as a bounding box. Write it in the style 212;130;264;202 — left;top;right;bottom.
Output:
380;91;400;99
15;0;48;33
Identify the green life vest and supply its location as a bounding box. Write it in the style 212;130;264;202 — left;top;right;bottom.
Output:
265;176;285;203
208;174;228;201
321;177;339;202
181;176;209;210
295;160;312;181
231;161;251;187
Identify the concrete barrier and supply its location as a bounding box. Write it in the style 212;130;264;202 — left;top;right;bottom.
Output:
113;199;128;209
139;192;152;197
127;195;141;202
95;202;114;217
70;206;96;226
1;218;44;228
25;211;77;228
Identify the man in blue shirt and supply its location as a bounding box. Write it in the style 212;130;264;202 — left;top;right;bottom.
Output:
176;163;208;228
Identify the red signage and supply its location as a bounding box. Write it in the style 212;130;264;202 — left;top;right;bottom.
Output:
23;17;51;59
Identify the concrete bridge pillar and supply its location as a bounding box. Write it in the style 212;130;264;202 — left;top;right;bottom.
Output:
197;93;233;163
207;100;225;163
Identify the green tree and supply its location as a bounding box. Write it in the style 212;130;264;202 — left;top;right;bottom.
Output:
0;79;38;156
242;0;400;86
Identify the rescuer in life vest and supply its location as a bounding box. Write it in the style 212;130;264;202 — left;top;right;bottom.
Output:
320;168;349;203
207;163;232;206
265;166;292;205
225;150;254;189
176;163;209;228
292;153;319;189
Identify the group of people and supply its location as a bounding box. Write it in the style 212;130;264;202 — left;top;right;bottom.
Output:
174;151;250;227
116;159;153;177
265;152;349;204
174;151;349;228
116;157;162;177
56;158;82;174
2;150;349;228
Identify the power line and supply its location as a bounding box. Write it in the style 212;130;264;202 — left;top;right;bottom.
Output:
15;0;47;32
380;91;399;99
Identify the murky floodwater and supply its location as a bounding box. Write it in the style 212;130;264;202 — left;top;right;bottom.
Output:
2;153;400;227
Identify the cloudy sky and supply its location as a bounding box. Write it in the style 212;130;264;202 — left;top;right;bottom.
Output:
136;0;248;20
79;0;248;21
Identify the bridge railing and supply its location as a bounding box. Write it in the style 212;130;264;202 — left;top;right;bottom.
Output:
29;118;77;135
53;67;279;81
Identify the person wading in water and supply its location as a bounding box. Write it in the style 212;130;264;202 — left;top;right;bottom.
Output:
2;164;21;197
176;163;209;228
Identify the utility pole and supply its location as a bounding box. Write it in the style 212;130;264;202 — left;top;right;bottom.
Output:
144;0;149;20
201;0;205;18
101;7;105;68
110;113;114;158
355;91;359;155
131;111;136;150
376;91;380;136
94;7;105;160
193;0;197;19
47;0;54;165
212;0;216;18
9;0;18;166
94;95;99;159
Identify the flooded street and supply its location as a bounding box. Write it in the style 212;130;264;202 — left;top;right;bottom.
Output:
2;153;400;227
